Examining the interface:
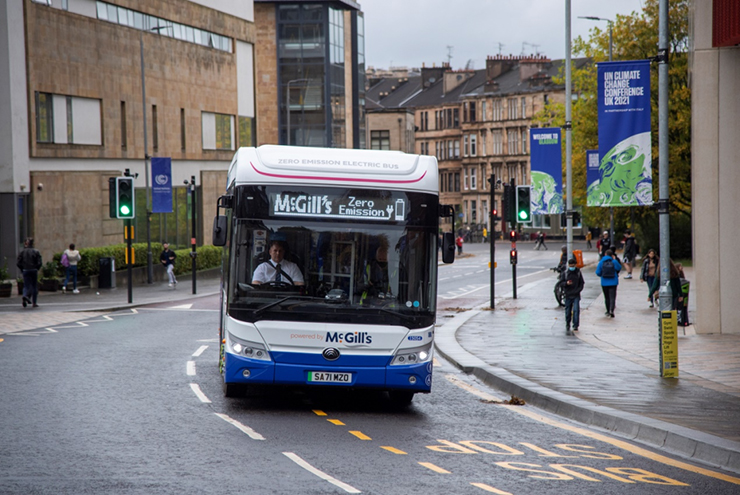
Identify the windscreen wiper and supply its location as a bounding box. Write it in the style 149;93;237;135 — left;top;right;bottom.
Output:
254;296;321;316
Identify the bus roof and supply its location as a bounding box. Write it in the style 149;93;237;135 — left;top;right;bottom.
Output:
227;145;439;194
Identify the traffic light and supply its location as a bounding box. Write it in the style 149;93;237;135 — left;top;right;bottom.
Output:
509;230;517;243
116;176;135;219
510;249;518;265
491;208;500;221
503;184;516;224
516;185;532;223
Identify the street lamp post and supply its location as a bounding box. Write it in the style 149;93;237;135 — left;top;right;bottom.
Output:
580;15;615;246
139;27;166;284
286;78;308;145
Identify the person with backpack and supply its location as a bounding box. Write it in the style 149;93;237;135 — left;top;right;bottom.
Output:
595;249;622;318
621;229;637;279
561;257;585;331
62;243;82;294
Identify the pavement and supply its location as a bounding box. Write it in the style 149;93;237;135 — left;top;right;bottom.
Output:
2;249;739;475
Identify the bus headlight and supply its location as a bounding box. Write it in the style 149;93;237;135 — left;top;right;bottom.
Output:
228;332;271;362
391;342;433;366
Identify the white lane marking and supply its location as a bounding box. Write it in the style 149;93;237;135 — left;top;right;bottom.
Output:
189;383;211;403
186;361;196;376
192;345;208;357
197;339;219;342
46;328;58;333
215;413;266;440
440;285;489;299
170;304;193;309
282;452;361;493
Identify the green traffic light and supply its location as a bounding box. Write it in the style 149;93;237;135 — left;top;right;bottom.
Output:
120;205;130;215
519;211;527;220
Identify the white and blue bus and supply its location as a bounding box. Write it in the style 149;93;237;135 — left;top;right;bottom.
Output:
212;145;455;404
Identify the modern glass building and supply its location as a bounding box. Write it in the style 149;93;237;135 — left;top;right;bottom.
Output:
256;0;365;148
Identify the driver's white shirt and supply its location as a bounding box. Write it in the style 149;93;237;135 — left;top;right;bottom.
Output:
252;259;304;285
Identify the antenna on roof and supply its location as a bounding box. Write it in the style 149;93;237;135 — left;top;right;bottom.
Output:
446;45;453;66
497;42;505;54
521;42;540;55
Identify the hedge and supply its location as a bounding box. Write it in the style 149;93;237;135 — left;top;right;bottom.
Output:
52;244;223;278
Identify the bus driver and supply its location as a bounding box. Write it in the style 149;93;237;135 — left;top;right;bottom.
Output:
252;240;304;286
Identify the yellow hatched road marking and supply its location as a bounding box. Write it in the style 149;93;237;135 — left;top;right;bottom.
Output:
327;419;345;425
419;462;450;474
381;446;407;455
349;430;371;440
470;483;513;494
446;373;740;486
312;409;327;416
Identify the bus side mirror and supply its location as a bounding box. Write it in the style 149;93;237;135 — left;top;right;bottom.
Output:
442;232;455;264
212;215;228;246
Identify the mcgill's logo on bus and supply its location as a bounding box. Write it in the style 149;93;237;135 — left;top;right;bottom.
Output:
274;193;332;214
326;332;373;344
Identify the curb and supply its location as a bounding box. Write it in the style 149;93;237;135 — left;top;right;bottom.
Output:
434;294;740;475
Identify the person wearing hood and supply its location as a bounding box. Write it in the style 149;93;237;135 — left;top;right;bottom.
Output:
561;257;585;331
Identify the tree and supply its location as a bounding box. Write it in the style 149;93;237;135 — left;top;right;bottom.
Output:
533;0;691;255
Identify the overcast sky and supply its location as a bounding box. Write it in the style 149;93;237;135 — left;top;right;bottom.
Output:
361;0;645;70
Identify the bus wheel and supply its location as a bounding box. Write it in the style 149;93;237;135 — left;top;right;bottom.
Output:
223;381;247;398
388;391;415;406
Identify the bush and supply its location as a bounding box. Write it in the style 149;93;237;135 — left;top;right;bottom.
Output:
52;244;223;277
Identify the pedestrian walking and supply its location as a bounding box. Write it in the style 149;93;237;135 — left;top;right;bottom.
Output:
599;231;611;259
160;242;177;288
456;235;463;255
622;229;637;279
561;257;585;331
62;243;82;294
585;230;592;250
650;258;684;312
640;249;659;308
596;249;621;317
16;237;42;308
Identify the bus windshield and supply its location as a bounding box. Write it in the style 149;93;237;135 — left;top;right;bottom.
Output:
226;186;439;328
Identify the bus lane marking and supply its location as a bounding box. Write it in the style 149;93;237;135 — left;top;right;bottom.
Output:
215;413;265;440
312;409;328;416
419;462;450;474
446;373;740;485
349;430;372;440
327;419;345;425
283;452;360;494
470;483;513;494
381;446;407;455
189;383;211;403
192;345;208;357
186;361;196;376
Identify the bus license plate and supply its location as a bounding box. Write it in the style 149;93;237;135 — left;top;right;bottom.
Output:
308;371;352;383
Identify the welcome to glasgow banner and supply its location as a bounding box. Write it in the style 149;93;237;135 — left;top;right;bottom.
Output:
586;150;600;207
590;60;653;207
529;128;563;214
151;157;173;213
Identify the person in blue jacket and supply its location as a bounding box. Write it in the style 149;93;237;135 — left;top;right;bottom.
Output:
595;249;622;318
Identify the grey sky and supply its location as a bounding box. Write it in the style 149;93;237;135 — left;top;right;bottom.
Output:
361;0;645;70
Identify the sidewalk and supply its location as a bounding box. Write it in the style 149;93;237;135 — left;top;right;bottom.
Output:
435;250;740;475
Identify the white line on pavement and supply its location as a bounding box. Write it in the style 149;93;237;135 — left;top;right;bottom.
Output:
186;361;196;376
215;413;265;440
192;345;208;357
189;383;211;403
282;452;360;493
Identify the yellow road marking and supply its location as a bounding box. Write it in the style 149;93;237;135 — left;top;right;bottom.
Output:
327;419;345;425
0;339;4;343
433;357;440;367
419;462;450;474
349;430;371;440
381;446;407;455
312;409;327;416
446;373;740;485
470;483;513;494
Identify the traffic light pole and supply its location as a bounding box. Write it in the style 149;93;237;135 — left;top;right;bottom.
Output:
187;176;197;295
509;178;517;299
125;219;133;304
489;174;497;309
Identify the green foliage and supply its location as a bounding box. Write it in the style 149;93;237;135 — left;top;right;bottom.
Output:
532;0;691;256
52;244;223;277
40;261;59;280
0;258;10;282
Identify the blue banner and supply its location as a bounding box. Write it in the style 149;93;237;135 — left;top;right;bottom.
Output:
591;60;653;207
151;157;173;213
586;150;600;207
529;128;563;214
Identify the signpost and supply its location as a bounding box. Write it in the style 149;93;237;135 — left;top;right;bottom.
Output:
659;310;679;378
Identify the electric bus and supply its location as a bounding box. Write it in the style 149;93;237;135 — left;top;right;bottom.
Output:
212;145;455;404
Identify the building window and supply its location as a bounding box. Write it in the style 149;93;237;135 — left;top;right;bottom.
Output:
481;100;487;122
470;167;477;190
521;129;528;154
36;92;53;143
454;140;460;159
35;92;102;145
463;169;469;190
180;108;186;151
370;130;390;150
152;104;158;152
463;135;469;157
454;172;460;192
463;200;468;223
121;101;127;149
470;134;477;157
238;116;254;148
480;132;486;156
507;129;520;155
508;98;518;120
521;97;527;119
202;111;235;150
492;130;502;155
471;200;477;222
470;101;476;122
453;108;460;127
493;99;502;121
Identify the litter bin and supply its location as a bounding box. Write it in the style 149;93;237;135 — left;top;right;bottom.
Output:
99;257;116;289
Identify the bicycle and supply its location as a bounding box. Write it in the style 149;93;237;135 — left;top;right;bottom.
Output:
551;266;565;307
